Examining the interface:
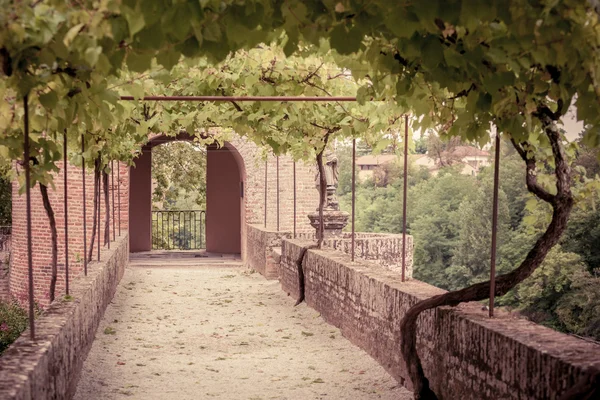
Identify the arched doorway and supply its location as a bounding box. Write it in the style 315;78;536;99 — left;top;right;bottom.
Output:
129;132;245;254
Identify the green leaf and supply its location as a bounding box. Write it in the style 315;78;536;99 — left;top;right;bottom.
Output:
124;83;144;100
39;91;58;110
84;46;102;66
329;24;363;55
136;26;165;50
63;23;84;47
179;37;201;58
127;52;152;73
123;5;145;36
156;49;180;70
384;8;420;38
169;5;192;41
203;21;222;42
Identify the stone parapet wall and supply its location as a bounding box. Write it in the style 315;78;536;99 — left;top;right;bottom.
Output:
0;234;129;400
279;238;600;399
324;232;413;277
245;224;290;279
294;231;414;278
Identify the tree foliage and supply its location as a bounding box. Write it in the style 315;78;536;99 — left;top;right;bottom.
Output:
151;142;207;210
1;1;600;397
344;137;600;341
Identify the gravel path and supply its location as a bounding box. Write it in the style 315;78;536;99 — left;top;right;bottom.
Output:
74;259;411;400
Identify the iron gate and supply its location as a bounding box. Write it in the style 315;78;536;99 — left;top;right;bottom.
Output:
152;210;206;250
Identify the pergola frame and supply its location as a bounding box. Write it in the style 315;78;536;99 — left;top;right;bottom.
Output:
21;94;501;339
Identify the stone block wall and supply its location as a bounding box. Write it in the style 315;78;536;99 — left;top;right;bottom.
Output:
279;238;600;399
0;234;129;400
245;224;291;279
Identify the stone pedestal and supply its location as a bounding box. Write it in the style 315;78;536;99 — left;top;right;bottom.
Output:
308;210;349;238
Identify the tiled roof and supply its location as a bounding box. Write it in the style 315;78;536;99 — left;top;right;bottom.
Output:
447;146;490;157
355;154;397;166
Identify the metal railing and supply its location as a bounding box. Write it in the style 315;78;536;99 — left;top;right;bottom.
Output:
152;210;206;250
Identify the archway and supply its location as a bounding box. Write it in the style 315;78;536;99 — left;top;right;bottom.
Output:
129;132;245;255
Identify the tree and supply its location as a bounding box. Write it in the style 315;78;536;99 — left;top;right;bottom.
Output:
448;184;510;291
152;142;207;210
410;170;476;287
427;134;462;167
1;2;600;397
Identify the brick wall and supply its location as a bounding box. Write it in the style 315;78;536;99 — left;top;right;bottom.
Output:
10;161;129;307
297;231;414;277
279;239;600;399
228;136;317;234
9;132;319;305
0;234;129;400
244;224;291;279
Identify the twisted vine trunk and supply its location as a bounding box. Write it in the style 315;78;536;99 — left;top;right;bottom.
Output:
315;146;328;248
88;158;100;262
39;184;58;302
103;170;110;245
295;133;331;305
400;116;575;399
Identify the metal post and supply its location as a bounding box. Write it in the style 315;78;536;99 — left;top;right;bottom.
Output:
97;163;100;261
293;161;296;239
402;115;409;282
264;159;268;228
81;135;87;276
117;161;121;236
63;130;69;295
351;139;356;262
111;160;115;241
23;95;35;340
276;156;280;231
105;169;110;251
120;95;357;102
489;133;501;317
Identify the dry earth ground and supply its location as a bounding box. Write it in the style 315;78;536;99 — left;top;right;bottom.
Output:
74;256;412;400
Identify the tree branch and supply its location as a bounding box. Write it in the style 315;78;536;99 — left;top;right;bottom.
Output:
40;184;58;302
400;119;574;399
510;138;556;204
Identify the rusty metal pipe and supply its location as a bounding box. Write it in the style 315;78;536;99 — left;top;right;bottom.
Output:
351;139;356;262
117;161;121;236
276;156;280;231
264;160;268;228
120;95;356;102
293;161;296;239
63;130;69;295
82;135;87;276
490;133;501;317
23;95;35;339
111;161;115;241
402;115;409;282
97;161;100;261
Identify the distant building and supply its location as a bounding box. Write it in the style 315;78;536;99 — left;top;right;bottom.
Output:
440;146;491;176
356;145;491;181
356;154;397;181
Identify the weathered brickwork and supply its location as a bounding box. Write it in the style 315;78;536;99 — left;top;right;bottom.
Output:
296;231;414;277
10;162;129;307
137;134;318;256
228;136;317;234
0;234;128;400
244;224;291;279
279;239;600;400
10;132;319;305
